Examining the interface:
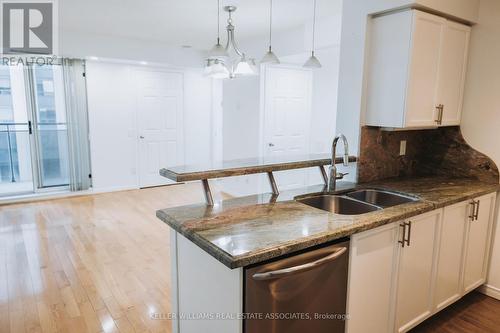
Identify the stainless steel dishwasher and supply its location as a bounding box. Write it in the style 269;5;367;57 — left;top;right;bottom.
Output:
244;239;349;333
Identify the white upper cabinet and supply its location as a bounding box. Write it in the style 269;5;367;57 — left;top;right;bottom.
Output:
365;10;471;129
436;21;471;126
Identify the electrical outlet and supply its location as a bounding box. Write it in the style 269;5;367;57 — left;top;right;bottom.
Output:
400;140;407;156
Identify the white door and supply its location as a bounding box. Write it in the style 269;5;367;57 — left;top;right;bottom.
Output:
395;210;441;333
405;11;445;128
436;21;471;126
347;222;400;333
463;193;496;293
434;201;468;311
263;66;312;190
136;70;184;187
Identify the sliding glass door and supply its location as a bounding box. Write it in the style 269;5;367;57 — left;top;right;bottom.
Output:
0;65;34;195
31;65;70;188
0;64;75;196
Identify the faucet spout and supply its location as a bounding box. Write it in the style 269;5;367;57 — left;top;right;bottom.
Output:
328;134;350;192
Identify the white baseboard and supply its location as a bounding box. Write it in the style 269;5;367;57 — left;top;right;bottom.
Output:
0;185;139;205
478;284;500;300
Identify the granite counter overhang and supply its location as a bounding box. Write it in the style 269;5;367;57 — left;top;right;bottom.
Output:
156;177;500;269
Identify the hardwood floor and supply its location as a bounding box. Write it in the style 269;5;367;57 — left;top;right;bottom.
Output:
1;183;500;333
411;291;500;333
0;183;207;333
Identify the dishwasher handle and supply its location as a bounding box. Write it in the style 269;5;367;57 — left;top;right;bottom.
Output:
252;247;347;281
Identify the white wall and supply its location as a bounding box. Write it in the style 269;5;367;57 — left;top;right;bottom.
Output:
460;0;500;298
86;61;138;192
86;61;217;192
184;69;221;166
222;77;261;160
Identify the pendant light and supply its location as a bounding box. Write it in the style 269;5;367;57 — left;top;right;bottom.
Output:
209;0;229;58
303;0;322;68
261;0;280;64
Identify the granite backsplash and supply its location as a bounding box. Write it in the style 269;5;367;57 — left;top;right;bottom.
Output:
358;126;499;184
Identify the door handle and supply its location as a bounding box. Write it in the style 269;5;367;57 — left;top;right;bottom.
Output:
268;143;275;147
28;121;32;135
139;136;145;139
251;247;347;281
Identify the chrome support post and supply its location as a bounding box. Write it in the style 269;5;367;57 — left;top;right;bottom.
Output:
201;179;214;206
319;165;328;186
267;171;279;196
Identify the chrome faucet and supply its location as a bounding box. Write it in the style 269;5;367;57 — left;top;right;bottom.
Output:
329;134;349;192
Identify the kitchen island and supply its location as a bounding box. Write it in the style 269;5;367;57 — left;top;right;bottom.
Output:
156;166;499;333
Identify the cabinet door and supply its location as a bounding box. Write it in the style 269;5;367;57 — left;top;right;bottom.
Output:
434;201;469;311
437;21;471;126
347;223;400;333
395;210;441;333
463;193;496;293
405;11;445;128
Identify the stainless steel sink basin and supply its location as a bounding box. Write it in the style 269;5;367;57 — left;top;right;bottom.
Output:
346;189;417;208
296;195;382;215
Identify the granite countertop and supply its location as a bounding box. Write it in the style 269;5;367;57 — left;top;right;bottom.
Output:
156;177;500;269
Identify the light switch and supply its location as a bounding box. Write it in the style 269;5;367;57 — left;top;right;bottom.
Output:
400;140;407;156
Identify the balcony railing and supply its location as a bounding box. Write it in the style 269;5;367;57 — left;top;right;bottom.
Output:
0;122;69;186
0;122;28;183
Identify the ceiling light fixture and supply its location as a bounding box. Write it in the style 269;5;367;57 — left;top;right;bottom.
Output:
205;3;256;79
261;0;280;64
303;0;322;69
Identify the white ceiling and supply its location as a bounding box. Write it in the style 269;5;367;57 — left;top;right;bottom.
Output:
60;0;343;51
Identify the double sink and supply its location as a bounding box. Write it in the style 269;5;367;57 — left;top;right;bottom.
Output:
296;189;418;216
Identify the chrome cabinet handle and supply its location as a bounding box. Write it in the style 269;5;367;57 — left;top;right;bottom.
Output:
139;136;145;139
474;200;481;221
252;247;347;281
435;104;444;125
469;200;476;221
399;223;407;248
406;221;412;247
399;221;411;247
268;143;275;147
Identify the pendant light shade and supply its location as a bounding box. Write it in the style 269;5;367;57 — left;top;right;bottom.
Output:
210;40;229;58
303;0;321;69
211;60;230;79
234;56;255;76
304;51;322;68
262;47;280;64
209;0;229;58
261;0;280;64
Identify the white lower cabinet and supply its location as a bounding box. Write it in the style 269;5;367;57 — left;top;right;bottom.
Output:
347;192;497;333
394;210;441;333
434;201;469;311
346;223;400;333
463;193;496;293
